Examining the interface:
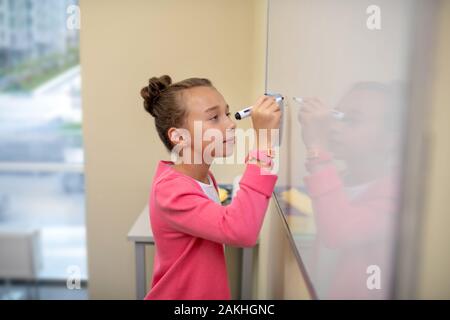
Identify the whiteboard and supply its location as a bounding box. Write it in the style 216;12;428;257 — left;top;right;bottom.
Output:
266;0;428;299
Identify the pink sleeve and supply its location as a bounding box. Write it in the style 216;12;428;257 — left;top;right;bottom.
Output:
154;164;278;247
304;164;396;248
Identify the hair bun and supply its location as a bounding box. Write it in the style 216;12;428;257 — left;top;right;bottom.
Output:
141;75;172;117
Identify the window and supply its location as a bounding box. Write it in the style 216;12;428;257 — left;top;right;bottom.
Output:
0;0;86;300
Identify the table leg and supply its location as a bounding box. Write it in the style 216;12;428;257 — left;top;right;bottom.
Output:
241;247;254;299
135;243;146;300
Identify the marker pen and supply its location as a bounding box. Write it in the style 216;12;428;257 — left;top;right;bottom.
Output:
234;96;284;120
292;96;345;120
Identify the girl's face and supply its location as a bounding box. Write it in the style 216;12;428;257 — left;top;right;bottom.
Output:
179;86;236;162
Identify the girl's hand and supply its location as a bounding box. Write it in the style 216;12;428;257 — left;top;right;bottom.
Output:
297;97;331;150
251;95;282;149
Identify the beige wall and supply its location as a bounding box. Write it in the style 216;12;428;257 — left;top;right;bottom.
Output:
80;0;267;299
417;0;450;299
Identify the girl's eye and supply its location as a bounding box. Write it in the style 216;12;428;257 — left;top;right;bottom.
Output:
210;115;219;121
226;112;231;117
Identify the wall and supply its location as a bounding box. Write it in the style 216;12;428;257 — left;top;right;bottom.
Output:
80;0;267;299
417;0;450;299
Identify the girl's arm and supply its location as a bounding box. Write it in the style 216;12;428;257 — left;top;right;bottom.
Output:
304;163;397;248
154;163;277;247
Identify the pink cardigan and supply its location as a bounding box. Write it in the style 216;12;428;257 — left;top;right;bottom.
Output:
144;160;277;300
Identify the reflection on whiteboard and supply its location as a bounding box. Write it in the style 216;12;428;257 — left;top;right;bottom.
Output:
267;0;424;299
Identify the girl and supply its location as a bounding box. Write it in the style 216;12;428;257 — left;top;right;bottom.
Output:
140;75;281;300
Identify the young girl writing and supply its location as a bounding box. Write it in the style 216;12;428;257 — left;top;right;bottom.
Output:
140;75;281;300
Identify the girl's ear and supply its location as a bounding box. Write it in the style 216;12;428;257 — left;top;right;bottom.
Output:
168;127;185;147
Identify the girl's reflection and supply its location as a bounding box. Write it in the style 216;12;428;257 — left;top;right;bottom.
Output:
298;82;403;299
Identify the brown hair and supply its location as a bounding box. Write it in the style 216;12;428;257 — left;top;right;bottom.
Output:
140;75;213;151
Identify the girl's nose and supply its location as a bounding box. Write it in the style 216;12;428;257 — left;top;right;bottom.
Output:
228;118;237;130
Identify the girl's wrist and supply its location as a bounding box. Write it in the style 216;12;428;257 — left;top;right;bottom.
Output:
247;158;272;168
305;147;333;173
246;148;276;171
